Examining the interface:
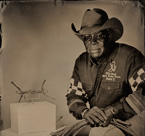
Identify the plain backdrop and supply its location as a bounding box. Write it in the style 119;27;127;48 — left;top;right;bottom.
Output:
0;0;144;130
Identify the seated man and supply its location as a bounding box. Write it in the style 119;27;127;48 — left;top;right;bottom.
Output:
66;8;145;136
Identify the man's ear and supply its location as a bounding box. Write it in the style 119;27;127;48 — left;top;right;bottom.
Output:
107;29;113;42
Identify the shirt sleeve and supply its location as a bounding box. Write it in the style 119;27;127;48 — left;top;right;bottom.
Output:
124;50;145;114
113;50;145;118
66;58;88;119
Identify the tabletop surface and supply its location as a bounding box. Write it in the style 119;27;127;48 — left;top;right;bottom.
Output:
1;128;52;136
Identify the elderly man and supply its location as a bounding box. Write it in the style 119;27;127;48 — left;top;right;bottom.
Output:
66;8;145;136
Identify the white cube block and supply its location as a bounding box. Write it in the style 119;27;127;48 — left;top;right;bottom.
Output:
10;101;56;134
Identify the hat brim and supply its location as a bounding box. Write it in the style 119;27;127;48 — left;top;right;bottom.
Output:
71;18;123;41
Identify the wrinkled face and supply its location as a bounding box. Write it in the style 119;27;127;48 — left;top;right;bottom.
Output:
83;30;109;59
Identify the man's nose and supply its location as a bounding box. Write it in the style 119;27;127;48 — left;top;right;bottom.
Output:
91;37;98;45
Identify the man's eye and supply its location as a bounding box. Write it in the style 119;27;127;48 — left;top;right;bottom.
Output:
84;35;91;41
95;34;106;40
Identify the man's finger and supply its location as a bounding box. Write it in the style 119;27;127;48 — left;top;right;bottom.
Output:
86;116;95;125
93;107;107;120
90;114;100;124
93;112;105;122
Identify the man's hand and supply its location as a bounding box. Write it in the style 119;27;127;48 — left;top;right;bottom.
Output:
82;106;108;126
103;102;123;127
82;102;123;127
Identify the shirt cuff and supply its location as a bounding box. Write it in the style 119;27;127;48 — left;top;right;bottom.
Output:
81;108;89;118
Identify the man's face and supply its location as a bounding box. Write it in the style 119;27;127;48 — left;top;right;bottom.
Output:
83;31;109;59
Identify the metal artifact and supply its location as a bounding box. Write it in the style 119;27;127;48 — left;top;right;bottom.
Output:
11;80;55;102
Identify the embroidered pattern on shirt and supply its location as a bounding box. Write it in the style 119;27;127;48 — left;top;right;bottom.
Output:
129;68;145;92
67;78;87;98
108;61;117;72
102;61;121;81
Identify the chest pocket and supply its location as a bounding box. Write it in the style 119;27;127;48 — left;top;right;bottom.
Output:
101;81;120;91
95;81;122;107
82;83;93;99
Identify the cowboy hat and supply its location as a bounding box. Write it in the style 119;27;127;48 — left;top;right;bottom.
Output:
71;8;123;41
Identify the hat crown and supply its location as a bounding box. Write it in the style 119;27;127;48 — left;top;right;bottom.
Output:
71;8;123;42
81;8;109;29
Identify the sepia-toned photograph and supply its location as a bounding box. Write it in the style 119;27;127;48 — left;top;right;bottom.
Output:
0;0;145;136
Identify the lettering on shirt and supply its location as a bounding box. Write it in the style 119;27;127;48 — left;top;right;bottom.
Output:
102;61;121;81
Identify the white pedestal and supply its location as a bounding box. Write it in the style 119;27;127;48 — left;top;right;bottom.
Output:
10;101;56;134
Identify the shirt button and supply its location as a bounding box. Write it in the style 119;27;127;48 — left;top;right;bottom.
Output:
108;86;111;90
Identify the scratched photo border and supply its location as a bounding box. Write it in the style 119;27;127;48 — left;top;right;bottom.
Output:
0;0;145;134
